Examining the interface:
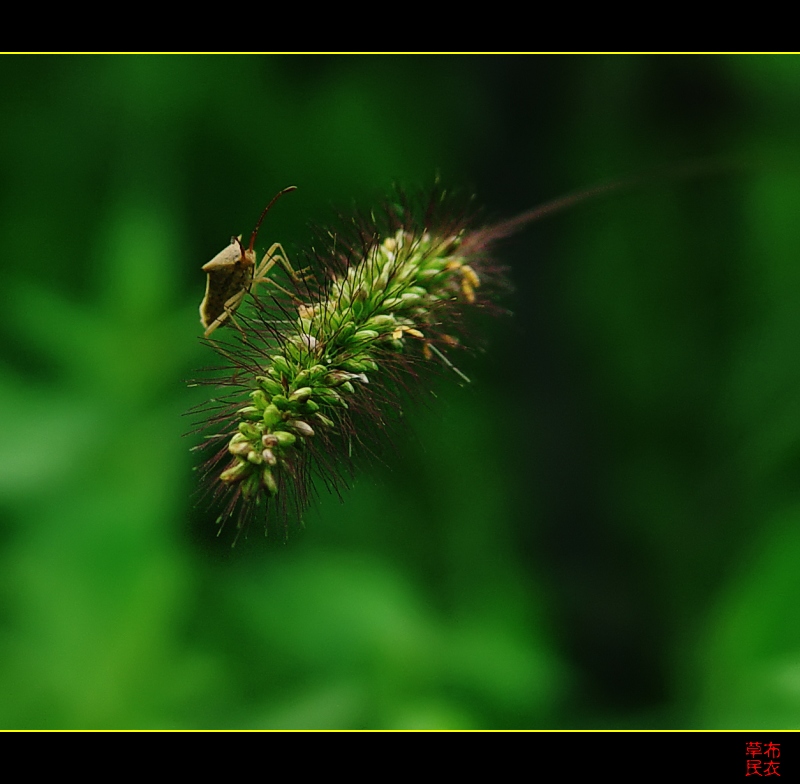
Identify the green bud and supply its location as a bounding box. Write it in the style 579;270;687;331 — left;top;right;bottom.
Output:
220;461;250;484
339;359;367;373
256;376;283;397
250;389;269;409
337;322;357;342
237;405;262;421
283;341;301;363
262;468;279;496
270;355;291;376
315;413;335;428
394;264;415;283
271;395;290;411
262;404;283;428
273;431;297;448
228;440;251;457
246;450;264;465
354;329;380;342
366;314;396;329
315;388;342;404
324;371;349;387
400;292;423;306
241;472;261;499
294;369;311;387
238;422;261;440
289;420;315;437
375;260;394;291
289;387;313;402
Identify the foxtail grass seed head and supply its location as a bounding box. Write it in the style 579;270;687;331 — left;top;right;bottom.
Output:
189;184;543;540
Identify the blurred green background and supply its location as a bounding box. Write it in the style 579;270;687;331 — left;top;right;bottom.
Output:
1;54;799;729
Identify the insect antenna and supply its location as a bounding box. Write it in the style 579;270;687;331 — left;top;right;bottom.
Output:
248;185;298;253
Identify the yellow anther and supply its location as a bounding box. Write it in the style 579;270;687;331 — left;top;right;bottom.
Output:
392;325;425;341
297;303;316;320
462;264;480;289
461;280;475;304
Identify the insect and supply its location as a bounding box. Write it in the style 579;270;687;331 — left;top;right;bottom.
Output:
199;185;300;338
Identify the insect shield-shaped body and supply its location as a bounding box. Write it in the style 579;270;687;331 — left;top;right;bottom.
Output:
199;235;256;336
199;186;298;338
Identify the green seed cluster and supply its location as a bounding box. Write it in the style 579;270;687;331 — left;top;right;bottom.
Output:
217;227;483;503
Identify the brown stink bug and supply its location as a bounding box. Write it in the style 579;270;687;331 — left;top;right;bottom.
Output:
199;186;300;338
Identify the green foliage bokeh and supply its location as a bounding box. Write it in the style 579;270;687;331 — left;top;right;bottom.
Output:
0;54;799;728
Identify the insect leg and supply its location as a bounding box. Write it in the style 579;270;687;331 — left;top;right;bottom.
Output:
251;243;312;300
203;290;248;338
